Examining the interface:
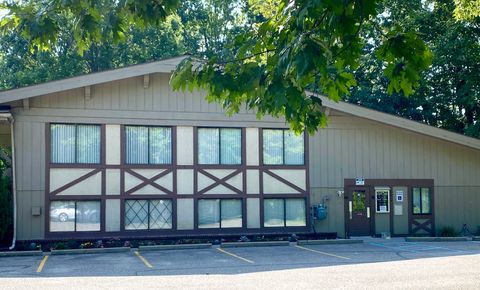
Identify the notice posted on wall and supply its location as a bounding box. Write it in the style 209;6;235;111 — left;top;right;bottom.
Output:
394;204;403;216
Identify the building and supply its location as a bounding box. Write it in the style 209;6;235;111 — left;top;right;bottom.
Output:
0;56;479;243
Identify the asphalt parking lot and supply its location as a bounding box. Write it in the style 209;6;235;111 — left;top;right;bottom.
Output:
1;238;480;278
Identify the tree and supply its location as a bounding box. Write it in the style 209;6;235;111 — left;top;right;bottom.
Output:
0;0;180;54
2;0;434;134
0;14;186;90
172;0;432;133
347;0;480;137
0;0;246;90
454;0;480;21
178;0;249;59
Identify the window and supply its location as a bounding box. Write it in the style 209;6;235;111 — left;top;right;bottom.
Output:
125;199;173;230
375;189;390;213
51;124;101;164
264;198;306;227
263;129;304;165
413;188;431;214
198;128;241;165
125;126;172;164
50;201;100;232
198;199;242;228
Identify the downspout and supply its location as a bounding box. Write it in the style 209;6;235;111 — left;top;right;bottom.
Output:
7;115;16;250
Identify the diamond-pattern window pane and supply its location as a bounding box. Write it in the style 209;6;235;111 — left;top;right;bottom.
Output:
125;200;148;230
149;200;173;229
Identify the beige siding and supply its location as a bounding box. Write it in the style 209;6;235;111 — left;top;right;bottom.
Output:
17;190;44;240
14;121;46;240
309;115;480;235
9;71;480;239
15;73;285;128
309;115;480;187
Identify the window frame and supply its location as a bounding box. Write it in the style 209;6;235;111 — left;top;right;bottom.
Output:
124;199;173;231
124;125;173;165
49;200;101;232
197;198;243;229
50;123;102;164
196;127;243;165
262;128;305;166
263;198;307;228
412;187;431;215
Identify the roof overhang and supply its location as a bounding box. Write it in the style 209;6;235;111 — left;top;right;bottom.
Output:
0;55;188;104
0;59;478;151
314;93;480;151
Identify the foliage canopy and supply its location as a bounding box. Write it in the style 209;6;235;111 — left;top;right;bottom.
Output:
1;0;478;137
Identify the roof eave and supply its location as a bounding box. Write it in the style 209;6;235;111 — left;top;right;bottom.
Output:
314;94;480;151
0;55;188;104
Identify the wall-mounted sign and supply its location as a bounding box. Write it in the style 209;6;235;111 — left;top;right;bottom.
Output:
375;189;390;213
394;204;403;216
396;190;404;202
355;178;365;186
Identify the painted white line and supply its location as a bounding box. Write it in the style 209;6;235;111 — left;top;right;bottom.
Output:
295;245;350;260
369;242;419;253
135;251;153;268
36;255;49;273
217;248;254;264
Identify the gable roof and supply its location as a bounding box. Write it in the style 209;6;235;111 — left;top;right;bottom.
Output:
0;56;479;151
0;55;187;104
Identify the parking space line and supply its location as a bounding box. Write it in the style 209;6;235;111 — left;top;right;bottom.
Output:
369;242;419;253
294;245;350;260
134;251;153;268
401;242;464;253
217;248;254;264
36;255;49;273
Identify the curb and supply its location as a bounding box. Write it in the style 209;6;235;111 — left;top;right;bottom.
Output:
472;236;480;241
138;243;212;251
50;247;131;255
0;250;44;257
220;241;290;248
297;239;363;245
405;237;470;242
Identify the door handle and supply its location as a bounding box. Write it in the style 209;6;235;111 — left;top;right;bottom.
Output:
367;207;370;218
349;201;352;219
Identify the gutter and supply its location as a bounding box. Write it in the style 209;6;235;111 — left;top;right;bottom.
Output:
0;111;16;250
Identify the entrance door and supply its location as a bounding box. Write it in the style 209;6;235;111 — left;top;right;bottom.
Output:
346;187;372;236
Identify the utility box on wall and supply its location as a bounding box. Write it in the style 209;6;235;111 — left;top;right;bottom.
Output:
31;206;42;216
313;204;327;220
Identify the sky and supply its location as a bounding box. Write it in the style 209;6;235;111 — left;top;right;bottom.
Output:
0;9;8;19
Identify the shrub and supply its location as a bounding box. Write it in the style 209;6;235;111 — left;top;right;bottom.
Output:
438;226;457;237
53;242;67;250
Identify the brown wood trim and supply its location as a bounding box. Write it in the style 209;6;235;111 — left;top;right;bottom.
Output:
344;179;435;238
344;179;434;187
124;168;174;195
197;169;243;195
411;219;433;233
45;124;311;239
44;123;51;234
259;129;265;227
49;168;102;196
408;185;435;236
45;226;310;240
343;186;375;237
263;169;307;194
